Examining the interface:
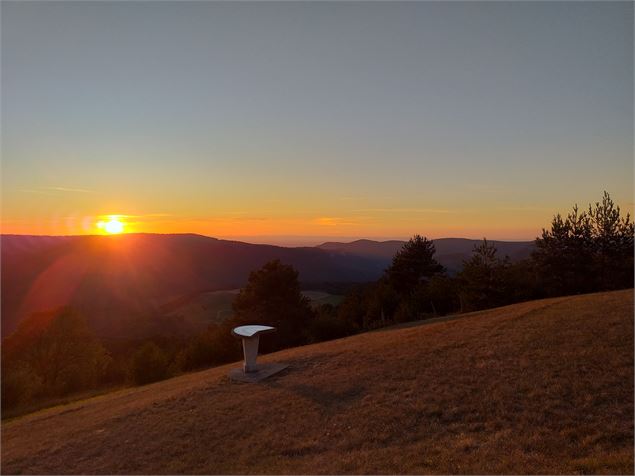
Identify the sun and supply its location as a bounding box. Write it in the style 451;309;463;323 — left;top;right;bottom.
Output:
97;216;125;234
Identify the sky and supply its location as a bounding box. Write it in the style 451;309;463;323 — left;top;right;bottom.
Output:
2;1;633;245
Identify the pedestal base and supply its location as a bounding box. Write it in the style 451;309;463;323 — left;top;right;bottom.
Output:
228;362;289;383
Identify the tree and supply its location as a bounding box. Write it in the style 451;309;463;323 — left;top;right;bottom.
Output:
362;278;399;328
458;239;511;311
423;275;461;316
533;205;595;295
588;191;634;290
533;192;634;295
386;235;444;295
231;260;314;350
337;284;369;331
4;307;111;396
500;258;542;304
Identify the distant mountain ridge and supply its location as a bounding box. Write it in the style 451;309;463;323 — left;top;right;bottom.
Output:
318;238;535;273
1;233;386;337
1;233;534;338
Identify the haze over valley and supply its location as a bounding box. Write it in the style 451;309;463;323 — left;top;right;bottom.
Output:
2;233;533;338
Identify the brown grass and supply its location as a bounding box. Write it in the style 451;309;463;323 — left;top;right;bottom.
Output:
2;290;633;474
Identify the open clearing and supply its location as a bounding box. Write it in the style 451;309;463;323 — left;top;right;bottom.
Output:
163;289;343;325
2;290;633;474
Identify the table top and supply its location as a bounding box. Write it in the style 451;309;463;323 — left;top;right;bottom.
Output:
232;325;276;338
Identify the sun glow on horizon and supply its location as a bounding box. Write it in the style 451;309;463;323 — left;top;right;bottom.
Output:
97;216;125;234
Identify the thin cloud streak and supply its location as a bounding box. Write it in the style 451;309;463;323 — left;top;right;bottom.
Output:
21;186;96;194
351;208;457;214
496;206;554;212
313;217;361;226
48;186;95;193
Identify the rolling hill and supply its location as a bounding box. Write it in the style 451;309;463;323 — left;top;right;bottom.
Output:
1;234;533;338
318;238;535;273
1;234;385;337
2;290;632;474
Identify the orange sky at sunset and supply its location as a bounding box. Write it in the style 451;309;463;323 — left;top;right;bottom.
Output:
4;192;633;246
3;2;633;246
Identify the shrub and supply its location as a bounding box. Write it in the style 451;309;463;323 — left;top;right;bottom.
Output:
131;342;169;385
1;364;43;411
308;305;355;342
393;301;416;324
178;324;239;372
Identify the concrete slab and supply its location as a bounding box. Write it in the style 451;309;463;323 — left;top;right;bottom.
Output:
228;362;289;383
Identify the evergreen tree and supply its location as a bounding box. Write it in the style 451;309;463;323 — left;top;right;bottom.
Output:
232;260;314;350
588;191;634;290
386;235;444;295
534;192;634;295
458;239;510;311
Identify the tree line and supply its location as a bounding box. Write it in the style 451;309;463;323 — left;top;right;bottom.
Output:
2;192;632;415
1;259;318;415
336;192;633;331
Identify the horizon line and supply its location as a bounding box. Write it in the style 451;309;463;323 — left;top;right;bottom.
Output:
0;231;539;247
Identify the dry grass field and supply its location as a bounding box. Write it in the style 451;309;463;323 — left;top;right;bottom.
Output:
2;290;633;474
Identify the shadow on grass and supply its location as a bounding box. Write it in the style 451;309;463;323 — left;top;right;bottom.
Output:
263;377;366;409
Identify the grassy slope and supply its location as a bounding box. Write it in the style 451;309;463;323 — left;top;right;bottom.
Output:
2;290;633;474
